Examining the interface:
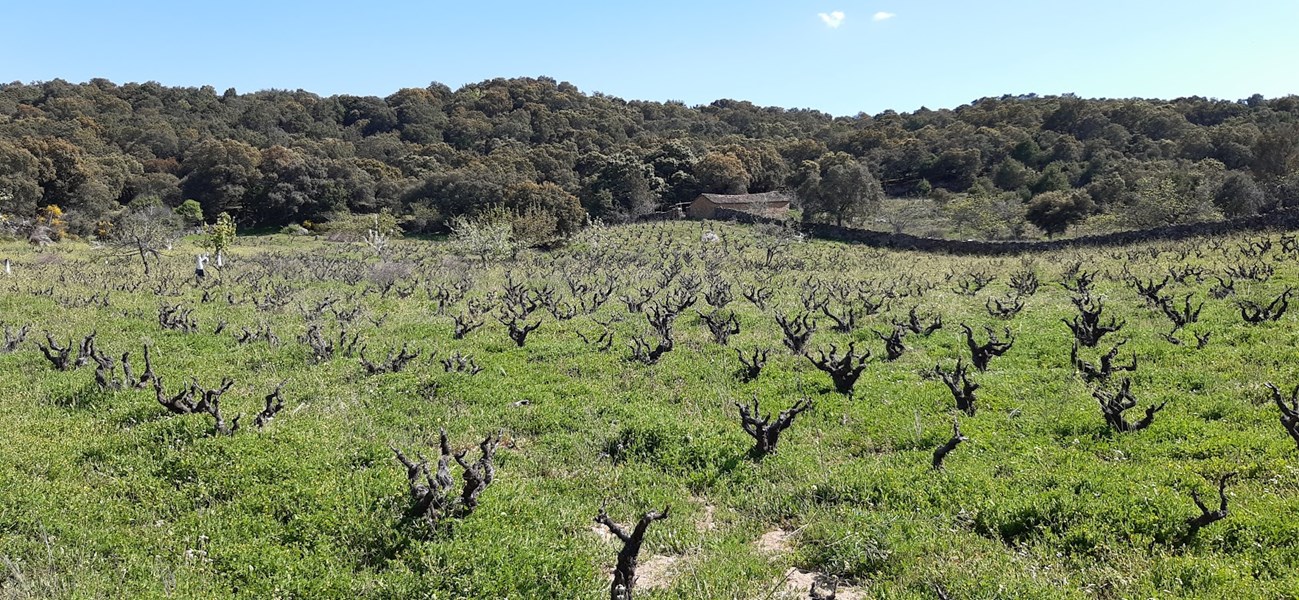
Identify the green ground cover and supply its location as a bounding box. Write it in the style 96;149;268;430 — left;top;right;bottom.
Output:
1;221;1298;599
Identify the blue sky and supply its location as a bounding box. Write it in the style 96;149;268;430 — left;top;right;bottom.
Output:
3;0;1297;116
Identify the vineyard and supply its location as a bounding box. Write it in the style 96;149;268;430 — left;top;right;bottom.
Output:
1;221;1298;599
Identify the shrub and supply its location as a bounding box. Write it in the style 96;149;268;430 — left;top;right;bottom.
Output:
400;205;444;234
1025;190;1094;237
176;199;205;226
510;204;560;248
450;207;515;264
945;192;1029;239
35;205;67;241
501;181;585;236
317;210;401;243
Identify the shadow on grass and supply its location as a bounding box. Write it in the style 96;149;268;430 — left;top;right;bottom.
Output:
49;382;113;411
351;499;442;571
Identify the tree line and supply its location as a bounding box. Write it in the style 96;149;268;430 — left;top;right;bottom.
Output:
0;77;1297;240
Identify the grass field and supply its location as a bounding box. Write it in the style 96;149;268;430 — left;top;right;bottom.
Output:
1;221;1298;599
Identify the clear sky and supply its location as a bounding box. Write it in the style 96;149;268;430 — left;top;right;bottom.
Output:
3;0;1297;116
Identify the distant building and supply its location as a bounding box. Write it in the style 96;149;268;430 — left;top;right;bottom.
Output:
686;192;792;220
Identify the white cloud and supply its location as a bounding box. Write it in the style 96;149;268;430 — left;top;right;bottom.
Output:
818;11;846;28
873;11;896;21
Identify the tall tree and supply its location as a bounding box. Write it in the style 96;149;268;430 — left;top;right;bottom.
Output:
693;151;749;194
0;140;43;217
796;152;883;227
1213;171;1268;217
646;140;701;207
180;138;261;220
249;145;334;226
1025;190;1093;237
577;152;657;221
1123;175;1220;228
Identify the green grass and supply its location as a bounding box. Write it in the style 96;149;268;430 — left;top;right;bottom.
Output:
2;222;1299;599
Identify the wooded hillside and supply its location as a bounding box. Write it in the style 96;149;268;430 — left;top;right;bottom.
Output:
1;77;1297;238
